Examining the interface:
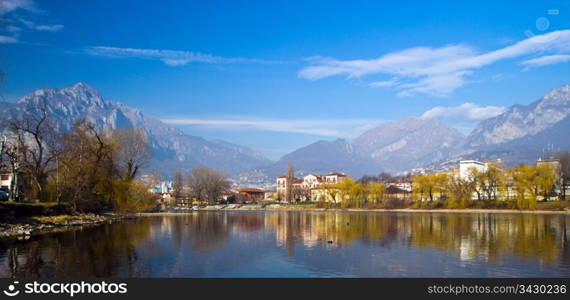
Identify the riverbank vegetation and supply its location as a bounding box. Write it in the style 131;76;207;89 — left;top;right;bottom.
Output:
308;156;570;211
0;100;154;214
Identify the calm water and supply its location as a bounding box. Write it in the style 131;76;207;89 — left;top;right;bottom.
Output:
1;211;570;277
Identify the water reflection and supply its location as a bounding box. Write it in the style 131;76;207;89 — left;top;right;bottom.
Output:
1;212;569;277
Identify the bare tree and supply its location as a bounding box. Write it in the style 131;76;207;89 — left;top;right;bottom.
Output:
292;185;310;202
186;166;230;204
109;127;150;180
1;135;21;201
6;100;59;202
173;171;183;199
285;163;294;203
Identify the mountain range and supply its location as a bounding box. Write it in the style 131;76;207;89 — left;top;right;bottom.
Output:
245;83;570;180
0;83;272;177
1;82;569;184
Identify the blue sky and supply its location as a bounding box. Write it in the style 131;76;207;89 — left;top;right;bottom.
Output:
1;0;570;160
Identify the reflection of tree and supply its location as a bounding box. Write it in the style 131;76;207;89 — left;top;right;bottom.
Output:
263;212;568;265
185;212;230;253
1;220;154;277
1;212;568;277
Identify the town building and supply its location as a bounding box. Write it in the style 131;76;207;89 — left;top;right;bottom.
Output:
237;187;267;203
459;160;487;181
276;172;347;202
385;185;410;200
150;181;173;194
0;173;13;192
385;180;412;192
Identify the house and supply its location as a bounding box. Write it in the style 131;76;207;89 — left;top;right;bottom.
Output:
385;185;410;200
0;173;12;192
302;174;324;188
385;180;412;192
459;160;487;180
264;190;276;201
237;187;266;203
325;172;347;184
276;171;348;202
310;184;341;203
151;181;173;194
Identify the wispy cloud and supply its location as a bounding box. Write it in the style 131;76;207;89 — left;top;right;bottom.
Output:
0;0;42;15
521;54;570;68
0;1;62;44
299;30;570;97
85;46;280;66
34;24;64;32
161;117;382;138
0;35;19;44
421;102;505;122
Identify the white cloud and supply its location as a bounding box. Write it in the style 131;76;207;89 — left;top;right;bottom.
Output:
299;30;570;97
35;24;64;32
85;46;279;66
369;78;399;88
521;54;570;68
0;0;41;15
421;102;505;122
161;117;381;138
0;35;19;44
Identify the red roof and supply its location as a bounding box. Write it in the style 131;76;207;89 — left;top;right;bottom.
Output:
386;186;409;194
327;172;346;176
238;187;266;193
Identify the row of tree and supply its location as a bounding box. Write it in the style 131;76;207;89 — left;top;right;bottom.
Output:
0;102;154;212
412;159;567;209
170;167;231;204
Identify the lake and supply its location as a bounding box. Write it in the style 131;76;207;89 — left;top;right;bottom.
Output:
1;211;569;277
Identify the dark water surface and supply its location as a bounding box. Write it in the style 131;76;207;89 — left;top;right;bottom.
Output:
1;211;569;277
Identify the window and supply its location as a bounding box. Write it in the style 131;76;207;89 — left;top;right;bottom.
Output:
1;175;9;181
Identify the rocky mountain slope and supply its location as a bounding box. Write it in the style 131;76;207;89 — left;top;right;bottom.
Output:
251;117;466;179
0;82;273;177
457;84;570;165
466;84;570;148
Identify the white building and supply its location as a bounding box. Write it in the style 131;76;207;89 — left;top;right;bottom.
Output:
324;172;347;184
459;160;487;181
385;180;412;192
1;173;12;191
302;174;324;188
276;171;347;201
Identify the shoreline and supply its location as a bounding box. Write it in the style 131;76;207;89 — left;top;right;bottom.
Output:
0;213;131;242
138;206;570;216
